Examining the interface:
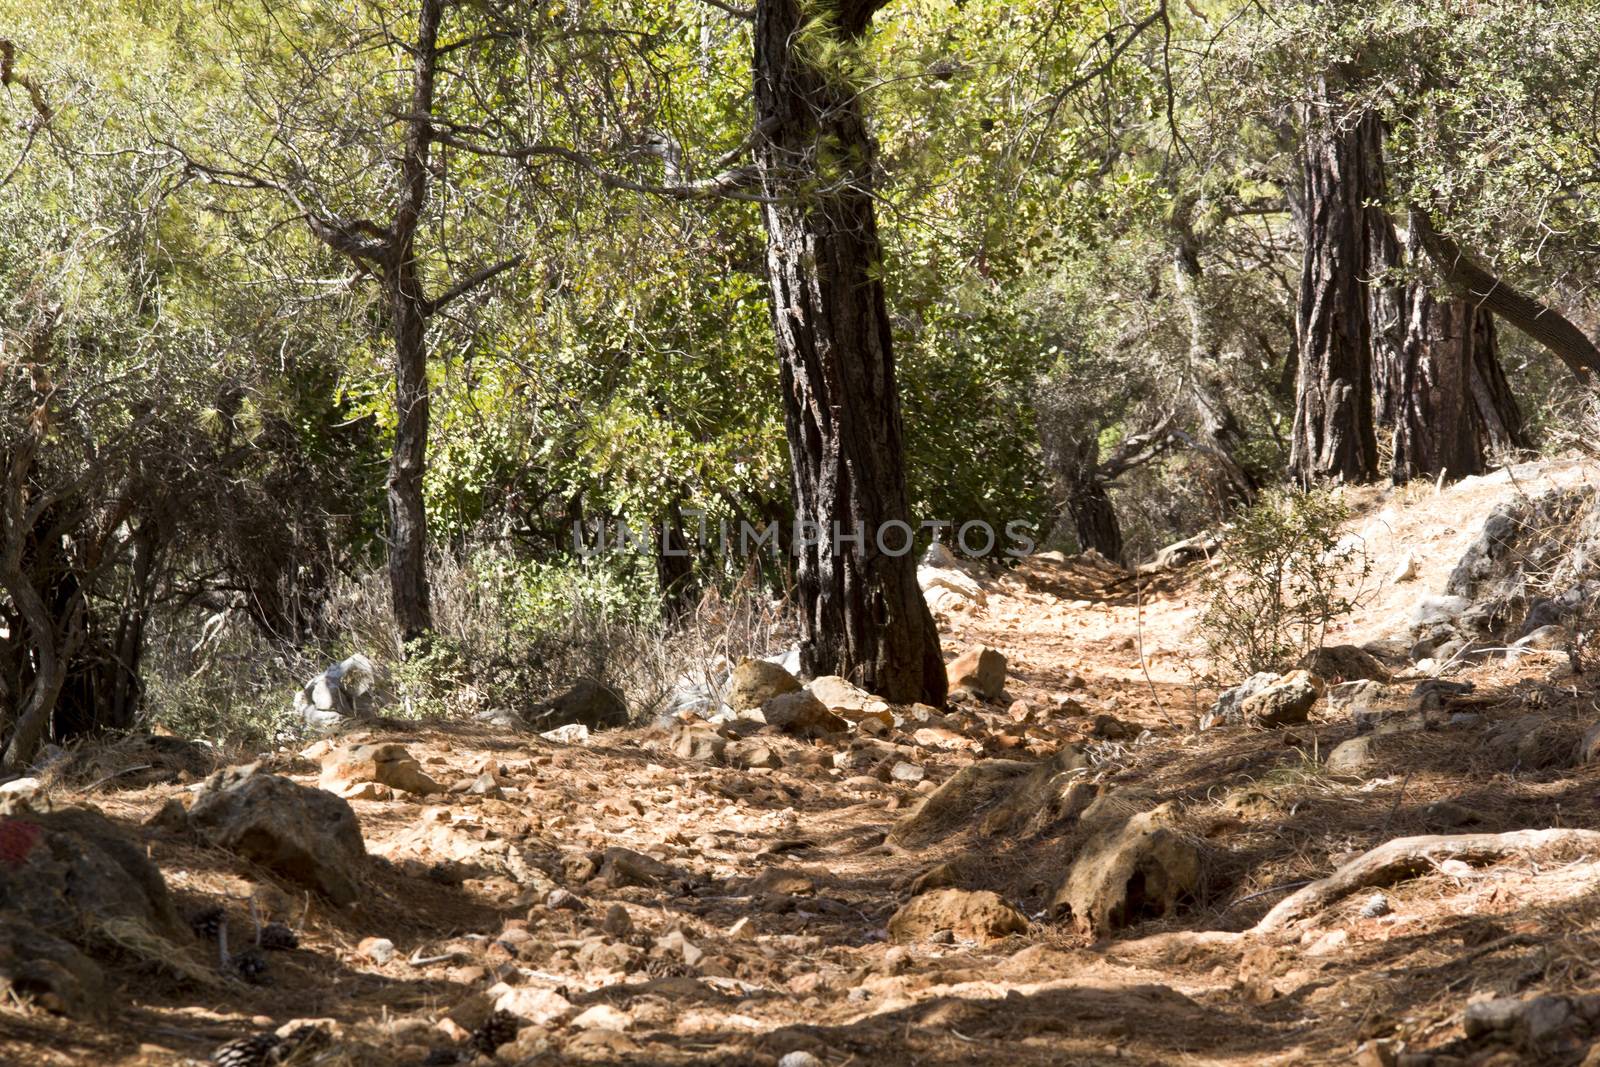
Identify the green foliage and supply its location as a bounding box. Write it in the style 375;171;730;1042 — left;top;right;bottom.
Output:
1198;489;1373;678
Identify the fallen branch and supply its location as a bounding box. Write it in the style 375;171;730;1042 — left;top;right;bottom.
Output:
1252;829;1600;932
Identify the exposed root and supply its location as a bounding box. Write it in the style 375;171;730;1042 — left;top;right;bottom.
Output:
1252;828;1600;932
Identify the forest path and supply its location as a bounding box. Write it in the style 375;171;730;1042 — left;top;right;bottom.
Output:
7;455;1600;1065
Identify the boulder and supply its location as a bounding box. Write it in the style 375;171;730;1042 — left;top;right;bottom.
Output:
1325;736;1377;775
724;659;801;712
946;644;1007;700
1053;804;1201;936
1239;670;1323;727
671;724;725;764
294;653;376;730
528;679;629;732
188;765;367;904
808;675;894;726
1324;679;1388;715
754;690;848;736
888;889;1028;944
319;742;443;796
1200;671;1281;729
1296;645;1390;683
0;923;107;1020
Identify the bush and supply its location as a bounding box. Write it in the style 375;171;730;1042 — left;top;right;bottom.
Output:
1197;488;1373;678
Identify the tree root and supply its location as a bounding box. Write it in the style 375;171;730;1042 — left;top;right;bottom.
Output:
1252;829;1600;932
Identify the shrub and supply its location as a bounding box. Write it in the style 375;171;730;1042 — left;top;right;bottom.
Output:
1197;488;1373;678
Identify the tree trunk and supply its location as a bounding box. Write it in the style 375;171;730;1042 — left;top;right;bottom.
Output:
1391;288;1484;484
1066;478;1124;563
752;0;945;704
387;258;434;641
385;0;444;642
1468;312;1528;456
1289;87;1381;484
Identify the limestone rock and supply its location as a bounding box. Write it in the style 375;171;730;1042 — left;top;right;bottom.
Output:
1053;804;1201;935
945;644;1006;700
755;690;848;736
888;888;1028;944
1326;736;1377;775
724;659;801;712
319;742;443;796
1239;670;1323;727
188;765;367;904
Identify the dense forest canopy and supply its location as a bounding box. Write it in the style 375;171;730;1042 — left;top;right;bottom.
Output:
2;0;1597;758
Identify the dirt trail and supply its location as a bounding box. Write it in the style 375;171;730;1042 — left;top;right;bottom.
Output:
6;455;1600;1066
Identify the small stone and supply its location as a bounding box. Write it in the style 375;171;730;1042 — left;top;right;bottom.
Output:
889;761;925;783
1359;893;1390;918
778;1053;824;1067
546;888;586;912
571;1004;632;1031
359;937;396;965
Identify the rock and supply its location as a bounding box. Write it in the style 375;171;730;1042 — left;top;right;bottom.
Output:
359;937;396;965
1512;624;1570;653
187;765;367;904
319;743;443;796
946;644;1007;700
1297;645;1390;683
1359;893;1391;918
1053;804;1200;935
572;1004;632;1031
1326;736;1377;775
887;888;1028;944
889;760;925;783
725;659;801;712
0;923;107;1021
755;690;848;736
672;724;725;763
546;888;586;912
724;739;781;769
293;653;376;730
1201;672;1282;729
1090;713;1135;740
1239;670;1323;727
539;723;590;744
1325;679;1388;715
0;777;40;799
808;675;894;725
1411;678;1475;712
490;983;574;1025
777;1053;824;1067
528;679;629;732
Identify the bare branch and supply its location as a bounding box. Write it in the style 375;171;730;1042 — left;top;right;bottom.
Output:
422;254;525;316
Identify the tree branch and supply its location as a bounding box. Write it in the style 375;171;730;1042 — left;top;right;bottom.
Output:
0;39;54;124
422;254;525;316
434;131;771;202
1410;207;1600;383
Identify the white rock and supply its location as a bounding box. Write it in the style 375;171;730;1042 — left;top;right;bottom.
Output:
572;1004;632;1030
778;1053;824;1067
539;723;590;744
0;777;41;797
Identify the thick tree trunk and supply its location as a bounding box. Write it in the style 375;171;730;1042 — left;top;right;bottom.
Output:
1289;89;1381;484
1066;479;1124;563
752;0;945;704
1391;288;1484;484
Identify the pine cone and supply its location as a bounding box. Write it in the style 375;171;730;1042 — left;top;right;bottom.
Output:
469;1009;519;1055
210;1033;281;1067
189;905;226;941
258;922;299;951
232;947;270;985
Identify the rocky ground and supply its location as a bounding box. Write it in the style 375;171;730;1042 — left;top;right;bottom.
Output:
5;455;1600;1066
